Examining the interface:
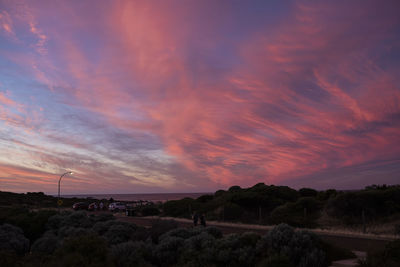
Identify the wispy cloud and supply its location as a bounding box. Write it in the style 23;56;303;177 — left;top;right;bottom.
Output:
0;0;399;193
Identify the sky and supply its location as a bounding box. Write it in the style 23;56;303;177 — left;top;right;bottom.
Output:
0;0;399;194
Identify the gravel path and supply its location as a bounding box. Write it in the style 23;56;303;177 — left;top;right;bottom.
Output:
114;214;396;252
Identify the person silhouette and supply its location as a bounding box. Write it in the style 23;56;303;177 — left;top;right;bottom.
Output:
193;212;199;226
200;213;206;227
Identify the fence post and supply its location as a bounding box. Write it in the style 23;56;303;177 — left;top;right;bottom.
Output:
362;209;366;233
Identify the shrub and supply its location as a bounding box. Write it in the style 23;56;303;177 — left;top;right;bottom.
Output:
149;219;179;243
90;213;115;223
159;227;195;240
196;194;214;203
257;224;328;267
30;232;60;254
239;232;261;247
58;225;94;238
103;222;138;245
48;234;114;267
0;208;57;243
203;226;223;239
212;233;260;267
153;236;185;266
163;198;195;218
111;241;153;267
178;232;216;266
141;206;160;216
222;203;244;221
0;224;29;255
326;188;400;224
270;197;322;227
299;188;318;198
257;254;294;267
63;211;93;228
47;211;94;230
228;185;242;193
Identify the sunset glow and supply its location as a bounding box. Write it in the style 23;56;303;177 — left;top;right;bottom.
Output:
1;0;400;194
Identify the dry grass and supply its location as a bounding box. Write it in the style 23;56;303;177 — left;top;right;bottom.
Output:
316;211;400;239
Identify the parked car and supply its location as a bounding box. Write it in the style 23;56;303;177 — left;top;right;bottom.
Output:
88;202;98;211
72;202;88;210
109;202;126;211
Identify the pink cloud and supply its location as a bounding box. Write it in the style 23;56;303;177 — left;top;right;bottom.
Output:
1;0;399;192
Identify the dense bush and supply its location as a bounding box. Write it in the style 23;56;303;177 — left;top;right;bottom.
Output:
48;234;114;267
92;218;147;244
111;241;153;267
0;209;351;267
141;206;160;216
299;188;318;198
103;222;138;245
47;211;94;230
0;207;57;243
270;197;322;227
222;203;244;221
257;224;328;267
178;231;216;266
327;186;400;224
0;224;30;255
214;233;257;267
163;198;195;218
153;235;185;265
161;183;303;225
30;232;60;254
149;219;179;243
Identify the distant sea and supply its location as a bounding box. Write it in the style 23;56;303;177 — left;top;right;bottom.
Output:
63;192;211;203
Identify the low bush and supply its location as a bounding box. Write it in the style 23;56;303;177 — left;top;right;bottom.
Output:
149;219;179;243
0;224;30;255
257;224;328;267
0;207;57;243
111;241;153;267
31;232;60;254
48;234;114;267
269;197;322;227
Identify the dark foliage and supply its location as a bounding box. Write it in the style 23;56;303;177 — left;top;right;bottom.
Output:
149;219;179;243
111;241;153;267
299;188;318;198
48;234;114;267
358;240;400;267
257;224;328;267
327;186;400;224
270;197;322;228
0;224;30;255
0;207;57;243
141;206;161;216
163;198;195;218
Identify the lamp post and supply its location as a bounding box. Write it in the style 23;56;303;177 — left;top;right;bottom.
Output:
58;171;73;212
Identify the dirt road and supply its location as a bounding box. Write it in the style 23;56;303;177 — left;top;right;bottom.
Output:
115;214;396;252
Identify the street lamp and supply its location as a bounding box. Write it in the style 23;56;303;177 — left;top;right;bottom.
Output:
58;171;73;212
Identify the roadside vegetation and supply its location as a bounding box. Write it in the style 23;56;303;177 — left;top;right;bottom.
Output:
0;210;355;267
2;183;400;235
1;184;399;266
160;183;400;235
